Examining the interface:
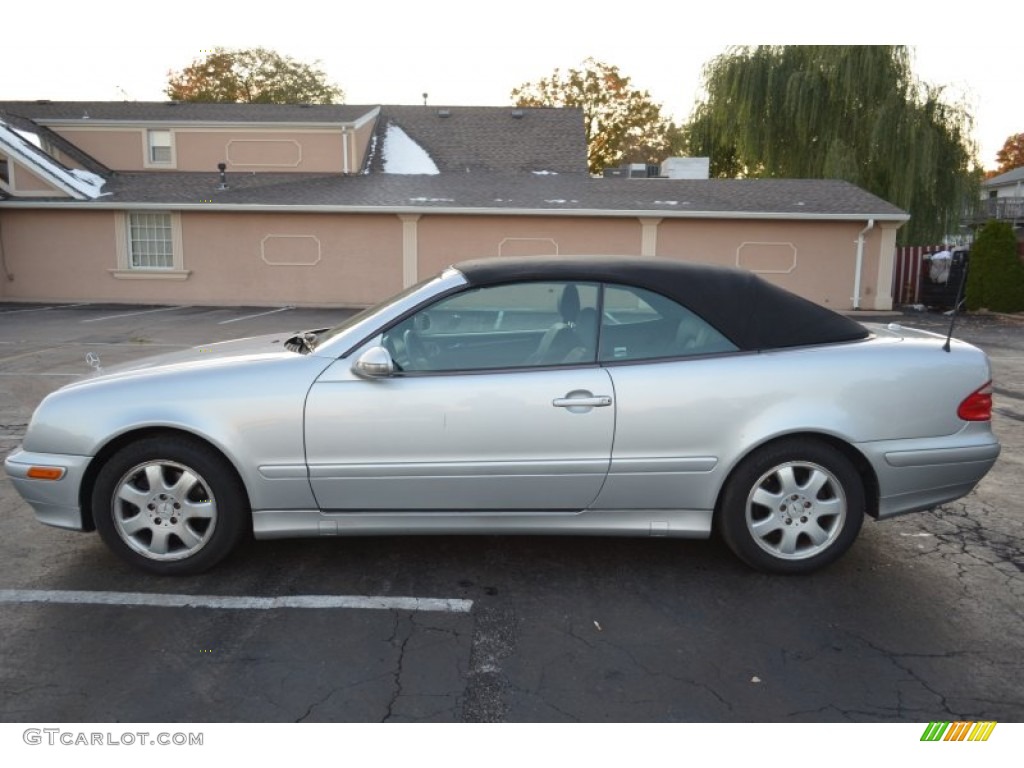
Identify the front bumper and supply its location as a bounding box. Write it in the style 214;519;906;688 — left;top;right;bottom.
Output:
3;449;91;530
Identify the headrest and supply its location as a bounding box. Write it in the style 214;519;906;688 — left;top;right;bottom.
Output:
559;284;580;322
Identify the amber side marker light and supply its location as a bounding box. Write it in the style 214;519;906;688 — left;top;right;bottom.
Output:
958;381;993;422
26;466;66;481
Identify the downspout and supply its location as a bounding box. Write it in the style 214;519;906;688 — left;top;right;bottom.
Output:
342;129;350;175
853;219;875;310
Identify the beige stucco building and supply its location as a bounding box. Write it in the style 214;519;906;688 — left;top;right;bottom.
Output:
0;102;907;310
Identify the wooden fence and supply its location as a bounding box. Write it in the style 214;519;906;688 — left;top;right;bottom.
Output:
892;245;940;306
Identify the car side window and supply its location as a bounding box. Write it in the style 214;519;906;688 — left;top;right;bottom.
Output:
599;284;737;362
383;281;600;372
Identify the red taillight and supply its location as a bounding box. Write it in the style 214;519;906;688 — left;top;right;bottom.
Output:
958;381;993;421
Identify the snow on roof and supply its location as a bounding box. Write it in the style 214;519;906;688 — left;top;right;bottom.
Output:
0;118;107;199
381;123;439;175
13;128;42;148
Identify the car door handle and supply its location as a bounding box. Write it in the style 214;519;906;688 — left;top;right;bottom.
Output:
552;395;613;408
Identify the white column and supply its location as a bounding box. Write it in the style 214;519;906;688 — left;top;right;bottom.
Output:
398;214;421;287
638;217;662;257
873;223;900;310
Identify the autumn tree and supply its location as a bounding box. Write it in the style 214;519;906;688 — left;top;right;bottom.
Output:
166;48;343;104
685;46;978;244
994;132;1024;174
512;59;674;174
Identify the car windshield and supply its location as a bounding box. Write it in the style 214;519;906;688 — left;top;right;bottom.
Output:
312;272;452;349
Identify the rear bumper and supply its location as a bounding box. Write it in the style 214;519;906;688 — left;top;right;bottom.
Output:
858;426;1000;519
3;449;90;530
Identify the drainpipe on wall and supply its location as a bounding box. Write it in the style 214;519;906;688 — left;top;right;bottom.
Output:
853;218;875;310
342;130;350;174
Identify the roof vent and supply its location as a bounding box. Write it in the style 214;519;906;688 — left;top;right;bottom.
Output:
511;109;524;119
35;99;52;105
437;109;451;118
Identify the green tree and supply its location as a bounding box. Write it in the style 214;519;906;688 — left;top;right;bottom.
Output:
166;48;343;104
685;46;978;244
965;220;1024;312
512;59;673;174
994;132;1024;174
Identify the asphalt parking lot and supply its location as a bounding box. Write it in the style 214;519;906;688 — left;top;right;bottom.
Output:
0;302;1022;722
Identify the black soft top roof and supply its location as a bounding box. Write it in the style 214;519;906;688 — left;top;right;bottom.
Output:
454;255;868;351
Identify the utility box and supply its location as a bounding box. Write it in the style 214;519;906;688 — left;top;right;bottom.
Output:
660;157;710;179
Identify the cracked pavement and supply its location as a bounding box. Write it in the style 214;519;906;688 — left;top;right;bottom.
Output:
0;304;1021;722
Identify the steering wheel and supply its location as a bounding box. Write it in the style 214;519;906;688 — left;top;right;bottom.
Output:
403;329;436;370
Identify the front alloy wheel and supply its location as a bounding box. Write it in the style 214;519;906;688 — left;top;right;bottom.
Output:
93;436;248;575
110;460;218;562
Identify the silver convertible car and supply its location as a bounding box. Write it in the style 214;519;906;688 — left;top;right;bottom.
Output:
4;256;1000;575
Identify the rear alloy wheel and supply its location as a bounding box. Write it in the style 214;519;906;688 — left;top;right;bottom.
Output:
719;439;864;574
92;436;248;575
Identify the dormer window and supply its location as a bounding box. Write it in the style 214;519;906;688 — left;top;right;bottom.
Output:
146;130;173;165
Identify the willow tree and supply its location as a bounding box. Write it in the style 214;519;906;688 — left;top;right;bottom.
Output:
685;46;978;244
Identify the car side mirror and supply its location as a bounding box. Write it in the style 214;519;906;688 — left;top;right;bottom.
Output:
352;346;395;378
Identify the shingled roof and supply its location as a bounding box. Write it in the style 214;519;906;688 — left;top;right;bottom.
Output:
0;101;377;124
0;101;587;176
3;170;906;220
0;109;110;174
0;101;907;222
370;106;587;175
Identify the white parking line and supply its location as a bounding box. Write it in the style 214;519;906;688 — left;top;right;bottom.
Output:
0;303;95;315
0;347;57;364
0;372;81;377
0;589;473;614
81;306;190;323
0;305;55;314
218;306;295;325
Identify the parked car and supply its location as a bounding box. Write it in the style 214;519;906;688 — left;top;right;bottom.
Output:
4;256;1000;575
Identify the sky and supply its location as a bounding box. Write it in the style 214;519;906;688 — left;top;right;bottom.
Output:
2;1;1018;169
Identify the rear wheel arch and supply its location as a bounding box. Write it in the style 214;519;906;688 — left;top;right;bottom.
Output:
713;433;878;574
716;432;879;522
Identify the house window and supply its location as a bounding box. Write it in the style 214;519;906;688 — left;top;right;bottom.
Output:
112;211;189;280
128;212;174;268
147;130;173;165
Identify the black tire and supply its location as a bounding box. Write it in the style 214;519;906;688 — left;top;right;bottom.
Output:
91;435;249;575
718;438;865;574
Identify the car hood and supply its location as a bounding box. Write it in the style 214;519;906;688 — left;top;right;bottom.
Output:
80;332;305;381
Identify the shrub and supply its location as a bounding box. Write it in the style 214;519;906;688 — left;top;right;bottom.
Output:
965;220;1024;312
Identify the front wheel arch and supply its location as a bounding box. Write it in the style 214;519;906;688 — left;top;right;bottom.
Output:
80;427;251;532
90;432;250;575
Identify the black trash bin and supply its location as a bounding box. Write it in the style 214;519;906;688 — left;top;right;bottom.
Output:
919;248;969;309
